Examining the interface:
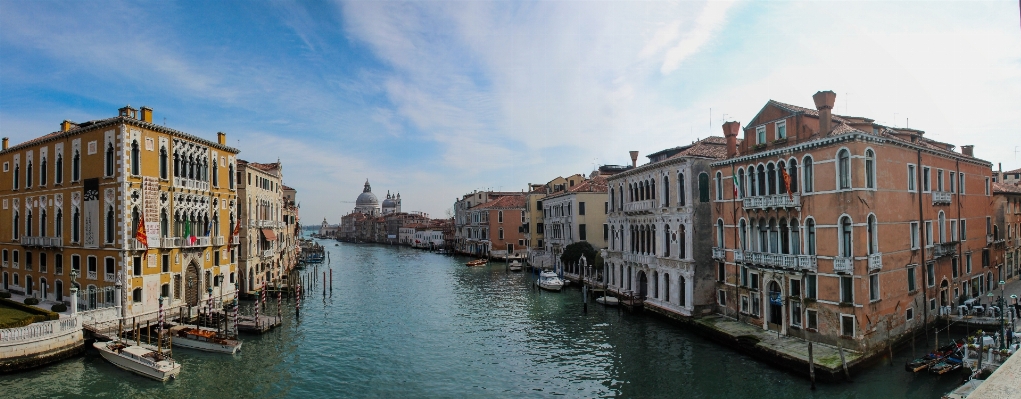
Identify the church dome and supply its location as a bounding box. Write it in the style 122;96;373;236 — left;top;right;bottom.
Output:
356;180;379;207
382;191;396;209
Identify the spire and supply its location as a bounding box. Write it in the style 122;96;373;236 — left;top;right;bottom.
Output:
363;179;372;193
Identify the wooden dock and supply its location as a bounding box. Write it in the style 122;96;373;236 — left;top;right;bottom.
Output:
237;315;281;334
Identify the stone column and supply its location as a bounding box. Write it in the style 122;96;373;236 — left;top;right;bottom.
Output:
70;287;79;315
115;279;123;318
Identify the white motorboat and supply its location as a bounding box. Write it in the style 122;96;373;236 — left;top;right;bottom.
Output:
94;340;181;381
537;271;564;291
509;260;523;272
168;325;242;354
596;296;619;306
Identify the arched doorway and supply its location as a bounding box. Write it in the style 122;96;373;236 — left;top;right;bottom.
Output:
637;270;648;299
940;279;949;307
56;280;63;302
185;262;200;306
768;281;783;327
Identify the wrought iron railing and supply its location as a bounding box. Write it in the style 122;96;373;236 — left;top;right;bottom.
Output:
742;194;800;210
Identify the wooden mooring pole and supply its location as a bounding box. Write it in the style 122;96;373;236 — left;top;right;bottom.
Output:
808;341;816;390
839;347;851;382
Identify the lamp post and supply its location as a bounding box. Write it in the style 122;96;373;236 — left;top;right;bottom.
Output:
987;280;1007;350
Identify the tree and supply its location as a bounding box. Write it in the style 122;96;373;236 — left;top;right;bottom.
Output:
560;241;597;266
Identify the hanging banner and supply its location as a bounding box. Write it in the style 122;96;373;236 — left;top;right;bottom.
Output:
83;178;100;248
143;176;162;248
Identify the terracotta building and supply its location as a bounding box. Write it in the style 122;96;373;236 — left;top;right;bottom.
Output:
993;182;1021;283
0;105;239;318
710;91;995;353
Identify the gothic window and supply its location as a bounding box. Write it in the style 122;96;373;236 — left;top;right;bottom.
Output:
72;207;80;242
806;218;817;255
840;216;853;257
698;173;710;202
72;150;80;181
803;156;814;193
788;160;799;193
26;160;33;187
868;214;879;255
838;149;851;190
55;210;62;237
678;173;686;206
131;141;141;175
55;154;63;184
715;172;723;200
40;157;47;186
865;149;876;189
105;143;115;177
160;147;168;179
106;206;115;244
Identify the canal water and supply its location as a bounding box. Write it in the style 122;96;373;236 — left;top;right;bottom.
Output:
1;240;964;398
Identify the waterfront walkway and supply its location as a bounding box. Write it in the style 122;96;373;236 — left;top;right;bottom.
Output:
969;347;1021;399
693;315;862;380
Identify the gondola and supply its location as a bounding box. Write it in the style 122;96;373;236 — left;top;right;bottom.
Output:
905;342;960;372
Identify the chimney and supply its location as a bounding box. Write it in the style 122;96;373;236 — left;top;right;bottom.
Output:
217;132;226;145
812;90;837;134
61;120;73;132
961;145;974;157
629;151;639;168
140;106;153;123
2;137;7;150
722;121;741;158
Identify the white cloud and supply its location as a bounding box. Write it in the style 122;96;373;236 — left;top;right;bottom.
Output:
660;1;737;74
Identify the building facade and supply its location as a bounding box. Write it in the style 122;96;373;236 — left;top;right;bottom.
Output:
0;105;239;319
237;160;287;294
993;182;1021;283
711;91;995;352
543;176;609;274
603;138;727;318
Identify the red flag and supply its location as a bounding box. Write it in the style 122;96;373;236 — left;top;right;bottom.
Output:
232;218;241;242
781;168;793;200
135;212;149;249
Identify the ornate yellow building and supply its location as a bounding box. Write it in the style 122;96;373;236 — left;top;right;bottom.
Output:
0;105;239;319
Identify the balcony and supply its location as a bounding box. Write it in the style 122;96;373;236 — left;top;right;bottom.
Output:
868;253;883;272
104;273;116;282
161;237;181;248
734;251;744;262
21;236;63;247
213;236;225;246
125;239;147;251
712;247;725;260
742;194;801;211
741;250;817;272
172;236;211;248
987;235;994;245
932;191;952;205
87;270;98;280
232;236;240;245
833;257;853;274
262;249;275;258
623;200;656;215
623;253;654;264
173;177;209;191
931;242;958;258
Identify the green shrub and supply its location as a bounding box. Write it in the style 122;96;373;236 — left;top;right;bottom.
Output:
51;303;68;312
0;291;10;299
24;297;40;305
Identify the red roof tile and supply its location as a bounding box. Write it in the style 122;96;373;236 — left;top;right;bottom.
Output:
475;195;525;209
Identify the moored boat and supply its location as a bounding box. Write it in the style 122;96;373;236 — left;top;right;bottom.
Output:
168;325;242;354
466;259;487;266
537;271;564;291
94;340;181;381
906;342;962;372
509;260;523;272
596;296;619;306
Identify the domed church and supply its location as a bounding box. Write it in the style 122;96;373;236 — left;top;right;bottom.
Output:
352;179;401;216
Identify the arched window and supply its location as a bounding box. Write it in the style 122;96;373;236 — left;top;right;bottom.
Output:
652;271;658;299
55;210;62;237
679;276;686;307
679;224;687;258
663;225;671;257
865;149;876;189
868;214;879;255
779;218;789;254
132;208;140;239
737;168;746;198
228;163;235;189
618;185;624;210
664;273;671;303
788;160;799;193
650;179;656;200
767;163;776;195
160;147;168;179
609;188;615;211
757;165;766;196
639;181;645;201
838;149;851;189
738;219;747;250
40;209;47;237
791;219;801;255
173;151;180;178
777;161;787;195
716;219;725;247
699;173;710;202
72;150;80;181
768;218;778;253
55;154;63;184
40;157;47;186
803;156;814;193
806;218;816;255
938;211;946;243
26;161;33;187
715;172;723;200
678;173;686;206
131;140;140;175
105;206;115;243
663;175;670;205
105;143;115;177
840;216;853;257
161;209;169;237
72;207;80;242
26;210;33;237
14;211;21;239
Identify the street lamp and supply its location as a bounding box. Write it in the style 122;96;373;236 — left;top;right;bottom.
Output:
986;279;1008;350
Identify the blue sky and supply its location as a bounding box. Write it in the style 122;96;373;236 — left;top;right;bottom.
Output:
2;1;1019;224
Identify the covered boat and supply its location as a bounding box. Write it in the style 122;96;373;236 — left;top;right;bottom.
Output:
596;296;619;306
94;340;181;381
508;260;523;272
168;325;242;354
537;271;564;291
906;342;961;372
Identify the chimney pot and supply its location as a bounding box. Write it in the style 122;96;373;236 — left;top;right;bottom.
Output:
140;106;153;123
2;137;8;150
961;145;974;157
217;132;226;145
629;151;639;168
812;90;837;135
60;120;73;132
722;121;741;158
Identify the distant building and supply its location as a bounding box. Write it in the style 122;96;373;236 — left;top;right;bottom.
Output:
993;182;1020;282
543;176;609;277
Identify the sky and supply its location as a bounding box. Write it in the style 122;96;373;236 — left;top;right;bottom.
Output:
1;1;1019;224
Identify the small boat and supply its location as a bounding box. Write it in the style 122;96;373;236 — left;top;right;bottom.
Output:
929;354;964;375
466;259;487;266
537;271;564;291
509;260;523;272
94;340;181;381
168;325;242;354
596;296;619;306
906;342;961;372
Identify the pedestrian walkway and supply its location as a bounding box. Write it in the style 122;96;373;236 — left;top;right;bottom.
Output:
694;315;862;379
968;348;1021;399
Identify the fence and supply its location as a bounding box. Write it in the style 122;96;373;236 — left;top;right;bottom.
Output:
76;286;118;312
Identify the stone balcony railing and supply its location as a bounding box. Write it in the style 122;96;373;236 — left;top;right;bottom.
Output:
932;191;952;205
125;239;147;251
262;249;275;258
232;236;240;245
868;253;882;272
742;251;817;272
87;270;98;280
623;252;654;264
742;194;800;210
213;236;225;246
173;177;209;191
712;247;725;260
104;272;116;282
833;257;853;274
734;251;744;262
161;237;181;248
0;316;80;345
623;200;656;214
931;242;958;258
987;235;994;245
21;236;63;247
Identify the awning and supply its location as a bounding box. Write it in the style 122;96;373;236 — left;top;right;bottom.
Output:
261;228;277;241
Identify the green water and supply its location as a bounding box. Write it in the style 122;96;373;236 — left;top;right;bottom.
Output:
0;241;964;398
